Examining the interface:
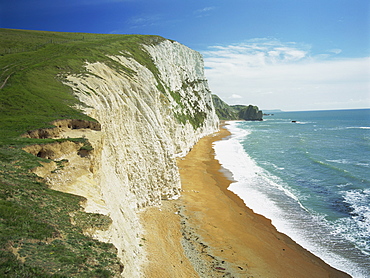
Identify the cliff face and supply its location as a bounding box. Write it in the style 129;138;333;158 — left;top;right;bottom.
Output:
61;40;218;277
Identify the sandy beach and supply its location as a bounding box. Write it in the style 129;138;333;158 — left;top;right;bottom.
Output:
142;124;351;277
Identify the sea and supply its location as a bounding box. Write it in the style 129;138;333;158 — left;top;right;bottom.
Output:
214;109;370;278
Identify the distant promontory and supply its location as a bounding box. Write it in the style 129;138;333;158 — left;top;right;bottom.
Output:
212;94;263;121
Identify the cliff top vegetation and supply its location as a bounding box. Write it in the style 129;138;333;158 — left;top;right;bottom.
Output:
0;29;168;140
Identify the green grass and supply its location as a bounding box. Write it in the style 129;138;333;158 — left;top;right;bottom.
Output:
0;146;122;277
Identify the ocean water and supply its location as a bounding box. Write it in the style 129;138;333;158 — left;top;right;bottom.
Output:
214;109;370;278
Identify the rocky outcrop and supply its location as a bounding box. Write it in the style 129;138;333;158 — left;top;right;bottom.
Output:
212;95;263;121
22;119;101;139
238;105;263;121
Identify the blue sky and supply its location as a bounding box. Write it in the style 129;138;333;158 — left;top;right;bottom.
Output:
1;0;369;110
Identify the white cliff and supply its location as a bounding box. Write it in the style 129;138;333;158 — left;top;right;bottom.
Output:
60;39;219;277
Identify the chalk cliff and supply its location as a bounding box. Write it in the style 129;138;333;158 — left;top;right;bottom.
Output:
57;39;219;277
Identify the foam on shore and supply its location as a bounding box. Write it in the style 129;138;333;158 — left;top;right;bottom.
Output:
214;121;366;278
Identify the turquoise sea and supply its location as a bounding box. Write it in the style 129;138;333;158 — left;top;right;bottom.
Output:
214;109;370;278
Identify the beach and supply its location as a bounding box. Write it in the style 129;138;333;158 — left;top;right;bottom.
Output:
142;124;351;277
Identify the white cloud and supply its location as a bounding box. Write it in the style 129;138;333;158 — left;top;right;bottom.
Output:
195;6;215;13
203;39;370;111
329;48;342;55
194;6;216;17
128;14;163;28
230;94;243;99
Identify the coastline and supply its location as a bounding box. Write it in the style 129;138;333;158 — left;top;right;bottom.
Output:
142;123;351;277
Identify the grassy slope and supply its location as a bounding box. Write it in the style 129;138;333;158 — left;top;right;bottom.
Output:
211;94;238;120
0;28;167;277
212;95;263;121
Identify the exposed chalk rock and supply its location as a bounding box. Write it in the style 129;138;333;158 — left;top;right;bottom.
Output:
59;39;219;277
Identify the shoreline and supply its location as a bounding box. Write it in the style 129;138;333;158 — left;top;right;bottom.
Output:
142;124;351;277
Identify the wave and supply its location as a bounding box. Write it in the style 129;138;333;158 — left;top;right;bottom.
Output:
305;154;369;185
326;159;370;168
312;126;370;131
215;121;370;277
293;121;315;124
218;122;302;204
311;158;351;174
335;189;370;255
327;159;351;164
260;161;285;170
347;126;370;130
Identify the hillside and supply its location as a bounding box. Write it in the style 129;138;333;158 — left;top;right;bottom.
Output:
212;94;263;121
0;28;218;277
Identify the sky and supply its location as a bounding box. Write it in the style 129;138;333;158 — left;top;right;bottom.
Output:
1;0;369;111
